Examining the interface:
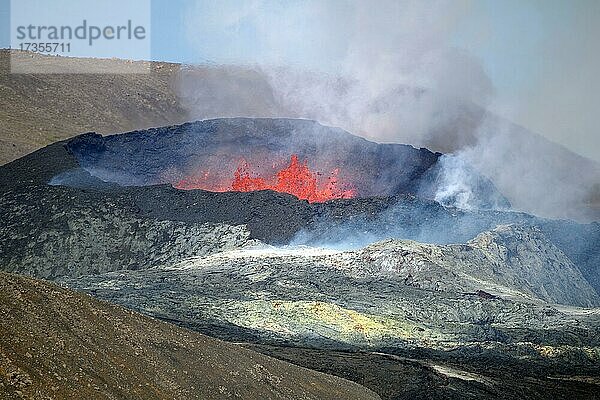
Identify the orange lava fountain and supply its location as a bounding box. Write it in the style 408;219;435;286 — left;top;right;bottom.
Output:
175;155;355;203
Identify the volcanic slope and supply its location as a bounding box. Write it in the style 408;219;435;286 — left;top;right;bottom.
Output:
0;123;598;295
0;271;379;400
61;118;507;208
1;122;598;294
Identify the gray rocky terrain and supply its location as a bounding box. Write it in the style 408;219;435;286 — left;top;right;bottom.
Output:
1;118;599;399
2;200;256;279
59;225;600;349
58;224;600;399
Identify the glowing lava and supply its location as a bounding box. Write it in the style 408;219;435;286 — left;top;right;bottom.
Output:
176;155;355;203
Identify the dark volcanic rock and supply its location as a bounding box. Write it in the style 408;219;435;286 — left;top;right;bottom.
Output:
61;118;510;209
246;345;600;400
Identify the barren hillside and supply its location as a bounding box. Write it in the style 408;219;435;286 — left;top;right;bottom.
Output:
0;271;379;400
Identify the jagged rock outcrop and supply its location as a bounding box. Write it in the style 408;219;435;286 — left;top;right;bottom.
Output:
60;225;600;355
466;225;599;306
350;225;599;307
0;191;257;279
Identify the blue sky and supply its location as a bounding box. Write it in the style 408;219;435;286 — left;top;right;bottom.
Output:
1;0;598;160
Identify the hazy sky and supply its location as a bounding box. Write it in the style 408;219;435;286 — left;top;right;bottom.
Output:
1;0;598;161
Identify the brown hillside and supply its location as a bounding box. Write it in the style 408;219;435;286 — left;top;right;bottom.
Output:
0;272;379;400
0;50;188;165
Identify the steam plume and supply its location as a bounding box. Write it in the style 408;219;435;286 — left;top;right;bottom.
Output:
176;0;600;222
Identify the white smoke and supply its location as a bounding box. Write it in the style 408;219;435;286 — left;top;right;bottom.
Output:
180;0;492;146
433;155;479;210
176;0;600;222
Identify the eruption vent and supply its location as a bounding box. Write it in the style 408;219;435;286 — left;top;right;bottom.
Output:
175;154;356;203
58;119;510;209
